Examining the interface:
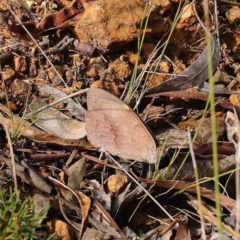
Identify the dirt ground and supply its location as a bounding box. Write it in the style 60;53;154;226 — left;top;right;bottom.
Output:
1;0;240;239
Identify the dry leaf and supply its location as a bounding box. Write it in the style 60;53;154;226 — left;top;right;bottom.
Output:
30;97;86;139
34;85;86;121
67;158;86;190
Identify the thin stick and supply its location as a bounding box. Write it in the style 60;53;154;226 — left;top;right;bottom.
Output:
3;123;18;192
187;128;206;240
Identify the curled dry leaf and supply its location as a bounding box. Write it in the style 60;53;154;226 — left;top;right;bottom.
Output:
37;0;84;32
0;156;32;185
86;88;157;163
0;105;95;150
67;158;86;190
186;194;239;239
174;222;191;240
30;97;86;140
34;85;86;121
21;161;52;194
75;191;91;239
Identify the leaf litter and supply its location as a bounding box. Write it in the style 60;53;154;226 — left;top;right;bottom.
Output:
1;0;240;239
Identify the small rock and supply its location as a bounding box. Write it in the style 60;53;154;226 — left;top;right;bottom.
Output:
46;66;65;85
14;55;27;72
226;6;240;24
85;67;98;78
75;81;83;89
6;101;17;112
179;4;196;24
107;174;128;194
126;51;143;65
2;67;15;81
47;219;74;240
74;0;163;52
91;80;121;96
230;94;240;108
152;0;172;13
159;61;171;73
108;58;132;79
12;79;32;97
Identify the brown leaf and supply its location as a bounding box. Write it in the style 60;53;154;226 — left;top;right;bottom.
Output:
75;191;91;239
67;158;86;190
33;194;50;224
30;97;87;139
48;176;91;239
0;104;95;150
21;161;52;194
37;0;84;32
34;85;86;121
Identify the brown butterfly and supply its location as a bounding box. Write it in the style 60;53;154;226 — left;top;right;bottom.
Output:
86;88;157;164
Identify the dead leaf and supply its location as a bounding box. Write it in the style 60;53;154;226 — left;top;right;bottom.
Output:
67;158;86;190
37;0;84;31
21;161;52;193
145;91;234;110
174;222;191;240
186;193;239;238
34;85;86;121
225;111;240;160
75;191;91;239
30;97;86;139
0;156;32;185
48;176;91;238
0;105;95;150
86;180;111;211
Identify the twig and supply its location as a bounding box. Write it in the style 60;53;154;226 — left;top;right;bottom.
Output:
187;128;206;240
2;122;18;192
